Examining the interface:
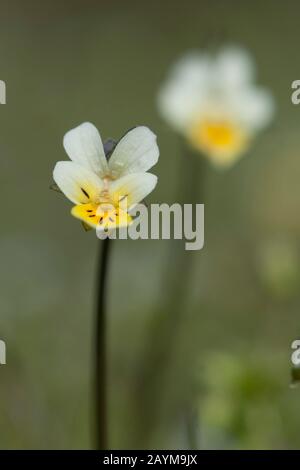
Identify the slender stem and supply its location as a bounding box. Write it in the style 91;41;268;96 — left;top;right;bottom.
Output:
164;142;205;314
185;403;200;450
95;237;111;449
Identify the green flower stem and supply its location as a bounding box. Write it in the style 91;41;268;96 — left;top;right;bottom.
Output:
185;402;200;450
136;141;206;447
95;237;111;449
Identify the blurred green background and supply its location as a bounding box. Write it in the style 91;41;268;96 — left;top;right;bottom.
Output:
1;0;300;449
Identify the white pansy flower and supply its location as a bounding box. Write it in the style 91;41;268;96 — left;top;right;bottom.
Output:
53;123;159;230
158;47;275;167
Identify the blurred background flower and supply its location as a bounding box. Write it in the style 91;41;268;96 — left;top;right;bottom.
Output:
158;47;275;167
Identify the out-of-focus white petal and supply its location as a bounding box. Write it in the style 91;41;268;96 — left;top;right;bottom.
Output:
63;122;109;176
109;172;157;207
233;87;275;130
170;53;211;85
157;54;211;131
214;46;255;89
108;127;159;178
53;161;103;204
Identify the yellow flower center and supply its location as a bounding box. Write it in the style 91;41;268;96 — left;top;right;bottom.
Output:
188;119;249;166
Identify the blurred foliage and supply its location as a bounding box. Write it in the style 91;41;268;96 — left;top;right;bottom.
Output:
199;352;289;449
256;239;300;299
0;0;300;449
291;365;300;387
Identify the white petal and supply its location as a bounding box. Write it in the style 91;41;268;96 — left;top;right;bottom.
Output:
157;54;211;131
63;122;108;176
214;46;255;89
108;127;159;178
109;172;157;207
233;86;275;130
170;53;211;85
53;161;103;204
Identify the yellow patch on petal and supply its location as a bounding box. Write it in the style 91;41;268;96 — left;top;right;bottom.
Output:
71;203;100;228
97;205;132;231
188;119;250;166
71;202;132;231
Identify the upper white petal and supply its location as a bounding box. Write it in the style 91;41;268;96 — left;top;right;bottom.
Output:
53;161;103;204
109;172;157;207
157;54;211;131
108;127;159;178
170;53;211;85
214;46;255;90
63;122;109;176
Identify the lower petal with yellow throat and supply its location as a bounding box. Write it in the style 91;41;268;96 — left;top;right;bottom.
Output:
71;202;132;230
